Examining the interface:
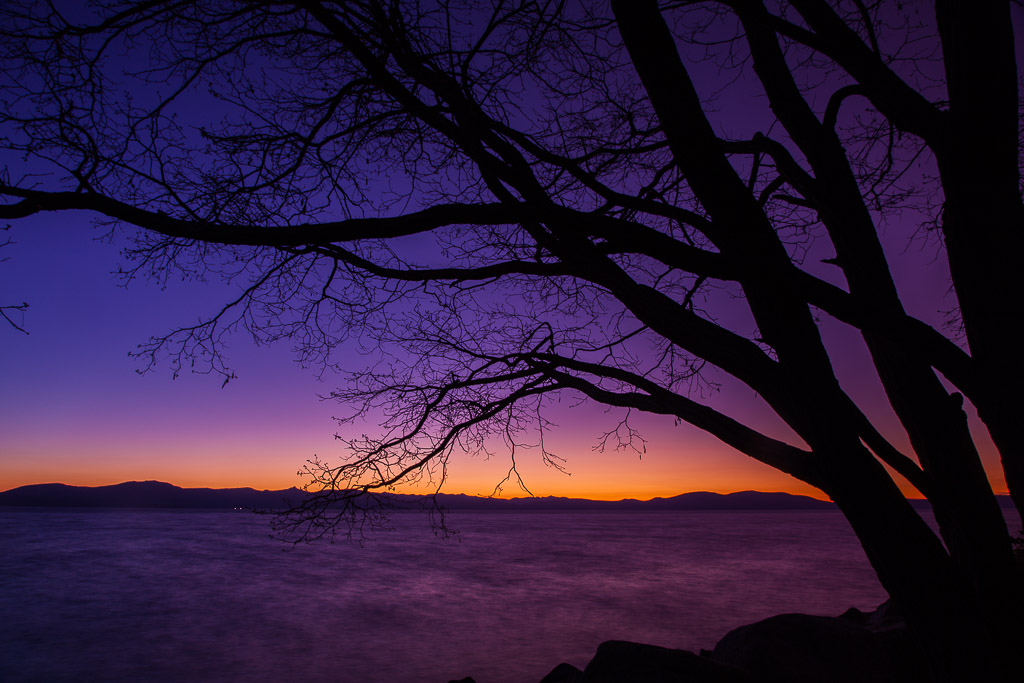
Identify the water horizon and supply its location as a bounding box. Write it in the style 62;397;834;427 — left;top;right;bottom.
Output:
3;507;1015;682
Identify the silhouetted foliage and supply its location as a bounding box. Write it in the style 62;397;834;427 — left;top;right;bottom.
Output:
1;2;1021;680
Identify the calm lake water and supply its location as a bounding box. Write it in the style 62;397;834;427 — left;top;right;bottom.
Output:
0;508;918;682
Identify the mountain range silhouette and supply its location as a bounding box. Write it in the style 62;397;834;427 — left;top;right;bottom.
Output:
0;480;850;510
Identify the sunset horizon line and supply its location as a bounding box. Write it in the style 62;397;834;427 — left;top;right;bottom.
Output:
0;478;887;503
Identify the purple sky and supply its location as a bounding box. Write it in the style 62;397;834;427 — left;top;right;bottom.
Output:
1;3;1017;500
0;204;1007;499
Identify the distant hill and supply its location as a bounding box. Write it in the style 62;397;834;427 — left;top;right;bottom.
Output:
0;480;839;511
0;481;306;510
431;490;837;511
2;480;1014;512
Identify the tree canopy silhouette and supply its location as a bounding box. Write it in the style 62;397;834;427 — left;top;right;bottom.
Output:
1;1;1021;680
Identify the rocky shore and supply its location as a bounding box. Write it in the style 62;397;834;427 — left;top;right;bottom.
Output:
449;601;926;683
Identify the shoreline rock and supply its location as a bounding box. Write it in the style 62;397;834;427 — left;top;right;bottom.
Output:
449;601;927;683
711;612;897;682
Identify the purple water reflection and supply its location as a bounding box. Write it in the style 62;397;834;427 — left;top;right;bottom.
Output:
1;509;893;682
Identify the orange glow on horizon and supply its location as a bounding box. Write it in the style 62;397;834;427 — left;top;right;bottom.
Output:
3;437;1007;502
1;436;834;499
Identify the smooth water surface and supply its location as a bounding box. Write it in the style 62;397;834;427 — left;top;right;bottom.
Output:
1;509;890;682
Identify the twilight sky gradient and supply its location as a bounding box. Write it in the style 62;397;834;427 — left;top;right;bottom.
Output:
0;205;1007;499
0;215;810;497
2;4;1017;501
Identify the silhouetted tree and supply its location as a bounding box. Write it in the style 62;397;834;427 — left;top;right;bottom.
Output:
1;1;1021;680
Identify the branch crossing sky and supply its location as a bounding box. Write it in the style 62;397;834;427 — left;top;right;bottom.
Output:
1;2;1017;500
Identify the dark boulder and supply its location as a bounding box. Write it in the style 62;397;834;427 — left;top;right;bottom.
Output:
856;601;929;683
581;640;751;682
711;612;897;683
540;662;584;682
536;602;930;683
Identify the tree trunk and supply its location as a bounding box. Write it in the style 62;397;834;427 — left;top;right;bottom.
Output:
934;0;1024;523
823;449;1019;683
